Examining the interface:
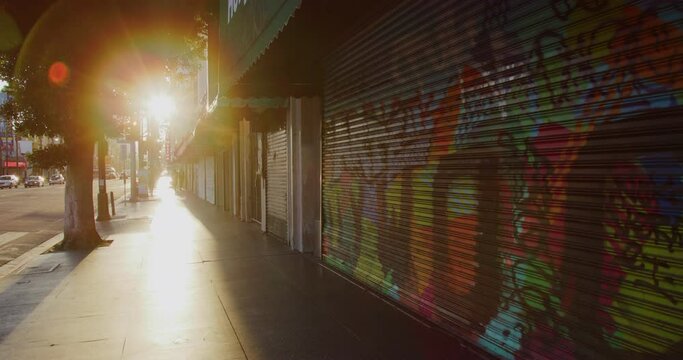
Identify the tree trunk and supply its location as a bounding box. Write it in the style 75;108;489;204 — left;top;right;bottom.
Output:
62;137;101;249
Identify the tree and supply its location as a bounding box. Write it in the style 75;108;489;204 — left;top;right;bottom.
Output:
1;0;208;249
26;143;68;172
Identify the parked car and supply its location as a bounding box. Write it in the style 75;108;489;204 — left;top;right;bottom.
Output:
24;175;45;188
0;175;20;189
49;174;65;185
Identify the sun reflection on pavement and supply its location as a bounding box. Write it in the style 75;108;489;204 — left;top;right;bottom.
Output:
144;176;203;319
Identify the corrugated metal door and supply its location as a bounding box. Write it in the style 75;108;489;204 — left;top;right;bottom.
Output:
195;159;204;200
223;149;232;213
267;129;288;240
322;1;683;359
205;156;215;204
250;133;263;222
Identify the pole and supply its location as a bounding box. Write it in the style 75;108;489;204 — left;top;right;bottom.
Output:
13;126;18;177
130;139;137;202
139;118;146;199
96;137;110;221
0;137;4;175
110;191;115;216
123;146;127;203
0;119;4;175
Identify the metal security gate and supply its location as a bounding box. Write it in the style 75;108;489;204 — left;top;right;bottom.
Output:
195;159;205;200
266;129;288;240
322;1;683;359
205;156;215;204
250;133;263;223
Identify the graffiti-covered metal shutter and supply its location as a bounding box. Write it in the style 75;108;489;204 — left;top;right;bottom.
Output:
267;129;288;240
322;0;683;359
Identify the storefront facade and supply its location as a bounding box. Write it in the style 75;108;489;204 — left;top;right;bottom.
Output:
178;1;683;358
321;1;683;359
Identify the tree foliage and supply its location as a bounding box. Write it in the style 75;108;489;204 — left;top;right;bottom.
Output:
2;0;209;140
26;143;68;170
0;0;209;249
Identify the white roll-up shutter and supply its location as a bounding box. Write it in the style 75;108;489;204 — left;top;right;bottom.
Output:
205;156;215;204
266;129;288;240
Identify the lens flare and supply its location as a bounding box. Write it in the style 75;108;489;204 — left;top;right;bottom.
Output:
48;61;69;86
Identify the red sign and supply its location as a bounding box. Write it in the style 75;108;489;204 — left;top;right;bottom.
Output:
4;161;27;168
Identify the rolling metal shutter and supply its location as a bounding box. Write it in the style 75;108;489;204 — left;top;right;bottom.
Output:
205;156;215;204
321;1;683;359
195;159;205;200
267;129;288;240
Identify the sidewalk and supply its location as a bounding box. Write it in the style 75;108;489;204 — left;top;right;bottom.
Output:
0;178;482;360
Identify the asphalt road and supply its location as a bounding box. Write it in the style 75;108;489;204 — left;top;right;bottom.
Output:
0;179;128;267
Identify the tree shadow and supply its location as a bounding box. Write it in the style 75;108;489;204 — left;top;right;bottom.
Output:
0;249;90;342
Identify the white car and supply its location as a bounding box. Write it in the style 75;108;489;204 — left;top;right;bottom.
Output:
49;174;65;185
25;175;46;188
0;175;20;189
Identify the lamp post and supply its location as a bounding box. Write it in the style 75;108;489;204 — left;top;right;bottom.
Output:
0;119;5;175
129;116;141;202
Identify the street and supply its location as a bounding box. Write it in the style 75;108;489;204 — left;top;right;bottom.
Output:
0;179;128;267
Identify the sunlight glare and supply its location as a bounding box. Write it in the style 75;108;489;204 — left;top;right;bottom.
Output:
144;176;205;316
146;94;176;120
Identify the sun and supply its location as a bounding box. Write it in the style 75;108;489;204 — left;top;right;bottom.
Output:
146;94;176;120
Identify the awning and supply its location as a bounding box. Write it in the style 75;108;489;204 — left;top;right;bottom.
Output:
221;0;302;86
221;0;396;98
216;96;287;110
173;96;288;161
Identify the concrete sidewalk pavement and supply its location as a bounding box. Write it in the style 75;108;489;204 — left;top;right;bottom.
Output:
0;177;481;360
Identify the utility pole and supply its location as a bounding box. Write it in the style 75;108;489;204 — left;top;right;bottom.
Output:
130;139;137;202
13;122;18;176
96;136;110;221
0;119;5;175
0;141;4;175
138;117;147;199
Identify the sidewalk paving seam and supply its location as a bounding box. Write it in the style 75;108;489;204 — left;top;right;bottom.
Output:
212;281;249;360
120;337;127;360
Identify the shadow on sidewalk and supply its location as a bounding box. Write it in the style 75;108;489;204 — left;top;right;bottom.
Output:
0;250;90;342
180;193;484;360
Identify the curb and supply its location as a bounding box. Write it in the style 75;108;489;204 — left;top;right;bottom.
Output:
0;193;128;280
0;232;63;279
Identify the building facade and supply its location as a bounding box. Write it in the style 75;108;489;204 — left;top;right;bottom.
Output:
175;1;683;358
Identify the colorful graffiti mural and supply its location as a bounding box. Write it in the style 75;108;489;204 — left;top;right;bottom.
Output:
322;1;682;358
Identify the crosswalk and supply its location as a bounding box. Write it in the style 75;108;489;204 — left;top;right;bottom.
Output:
0;231;60;267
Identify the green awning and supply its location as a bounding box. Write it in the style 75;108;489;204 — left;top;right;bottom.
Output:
216;96;288;110
221;0;302;86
